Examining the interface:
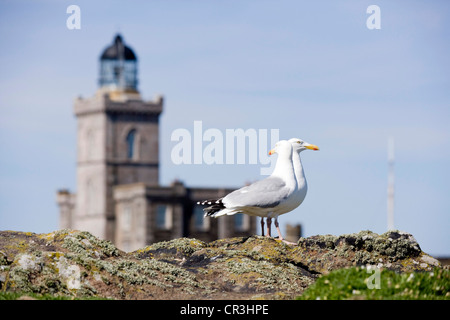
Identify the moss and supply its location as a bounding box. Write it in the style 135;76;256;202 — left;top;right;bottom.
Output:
298;266;450;300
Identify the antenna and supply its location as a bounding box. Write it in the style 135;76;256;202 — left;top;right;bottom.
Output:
387;137;395;230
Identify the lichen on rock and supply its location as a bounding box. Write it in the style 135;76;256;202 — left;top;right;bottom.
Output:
0;229;443;300
293;230;432;274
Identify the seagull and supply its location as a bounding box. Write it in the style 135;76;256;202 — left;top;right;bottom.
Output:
198;140;297;241
284;137;319;236
258;138;319;241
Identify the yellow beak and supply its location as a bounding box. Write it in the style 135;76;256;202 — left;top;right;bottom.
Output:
269;149;275;155
305;144;320;151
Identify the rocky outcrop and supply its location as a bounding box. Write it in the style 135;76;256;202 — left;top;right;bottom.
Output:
0;229;441;300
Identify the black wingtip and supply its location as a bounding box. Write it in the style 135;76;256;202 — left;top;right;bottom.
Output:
198;198;225;217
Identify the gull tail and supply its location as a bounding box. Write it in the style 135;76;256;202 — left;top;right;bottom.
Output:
197;198;225;217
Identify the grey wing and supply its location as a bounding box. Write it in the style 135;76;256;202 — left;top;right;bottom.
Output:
223;176;290;208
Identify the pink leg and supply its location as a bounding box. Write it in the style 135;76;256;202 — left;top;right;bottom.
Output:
274;217;283;241
275;217;297;245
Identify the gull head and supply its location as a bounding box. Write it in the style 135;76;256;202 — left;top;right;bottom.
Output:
289;138;320;153
268;140;292;156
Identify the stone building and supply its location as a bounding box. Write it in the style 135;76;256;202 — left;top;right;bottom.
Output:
57;34;256;251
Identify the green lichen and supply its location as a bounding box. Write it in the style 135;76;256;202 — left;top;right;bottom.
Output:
223;257;313;292
3;249;97;298
294;230;428;274
140;237;206;257
0;229;443;300
61;231;119;258
0;251;9;266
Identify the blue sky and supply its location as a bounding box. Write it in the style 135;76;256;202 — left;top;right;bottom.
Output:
0;1;449;256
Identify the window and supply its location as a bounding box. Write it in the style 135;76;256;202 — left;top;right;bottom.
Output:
234;214;243;230
193;205;210;231
156;205;172;230
234;214;248;232
99;60;137;90
122;205;132;232
126;129;137;159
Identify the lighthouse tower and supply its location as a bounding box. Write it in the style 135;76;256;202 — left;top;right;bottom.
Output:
58;34;163;241
57;34;256;251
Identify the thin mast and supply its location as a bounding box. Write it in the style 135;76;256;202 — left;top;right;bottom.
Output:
387;137;395;230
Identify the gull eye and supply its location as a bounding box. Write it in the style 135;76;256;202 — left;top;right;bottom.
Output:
297;140;302;144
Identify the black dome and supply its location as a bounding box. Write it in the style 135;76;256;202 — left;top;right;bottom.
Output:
100;34;137;61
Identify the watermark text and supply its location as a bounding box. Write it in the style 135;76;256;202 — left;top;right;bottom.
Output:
171;121;279;175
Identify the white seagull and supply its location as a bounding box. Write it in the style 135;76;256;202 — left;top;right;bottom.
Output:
198;140;297;241
259;138;319;241
285;137;319;224
198;139;319;242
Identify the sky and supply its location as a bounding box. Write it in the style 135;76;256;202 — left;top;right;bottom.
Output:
0;0;449;256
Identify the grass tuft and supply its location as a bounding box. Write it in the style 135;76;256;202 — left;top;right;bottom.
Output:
297;266;449;300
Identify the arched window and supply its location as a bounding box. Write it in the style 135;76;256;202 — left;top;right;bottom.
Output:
126;129;137;159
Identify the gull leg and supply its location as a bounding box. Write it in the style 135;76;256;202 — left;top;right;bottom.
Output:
274;217;284;241
266;217;272;238
260;217;265;237
275;217;297;245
